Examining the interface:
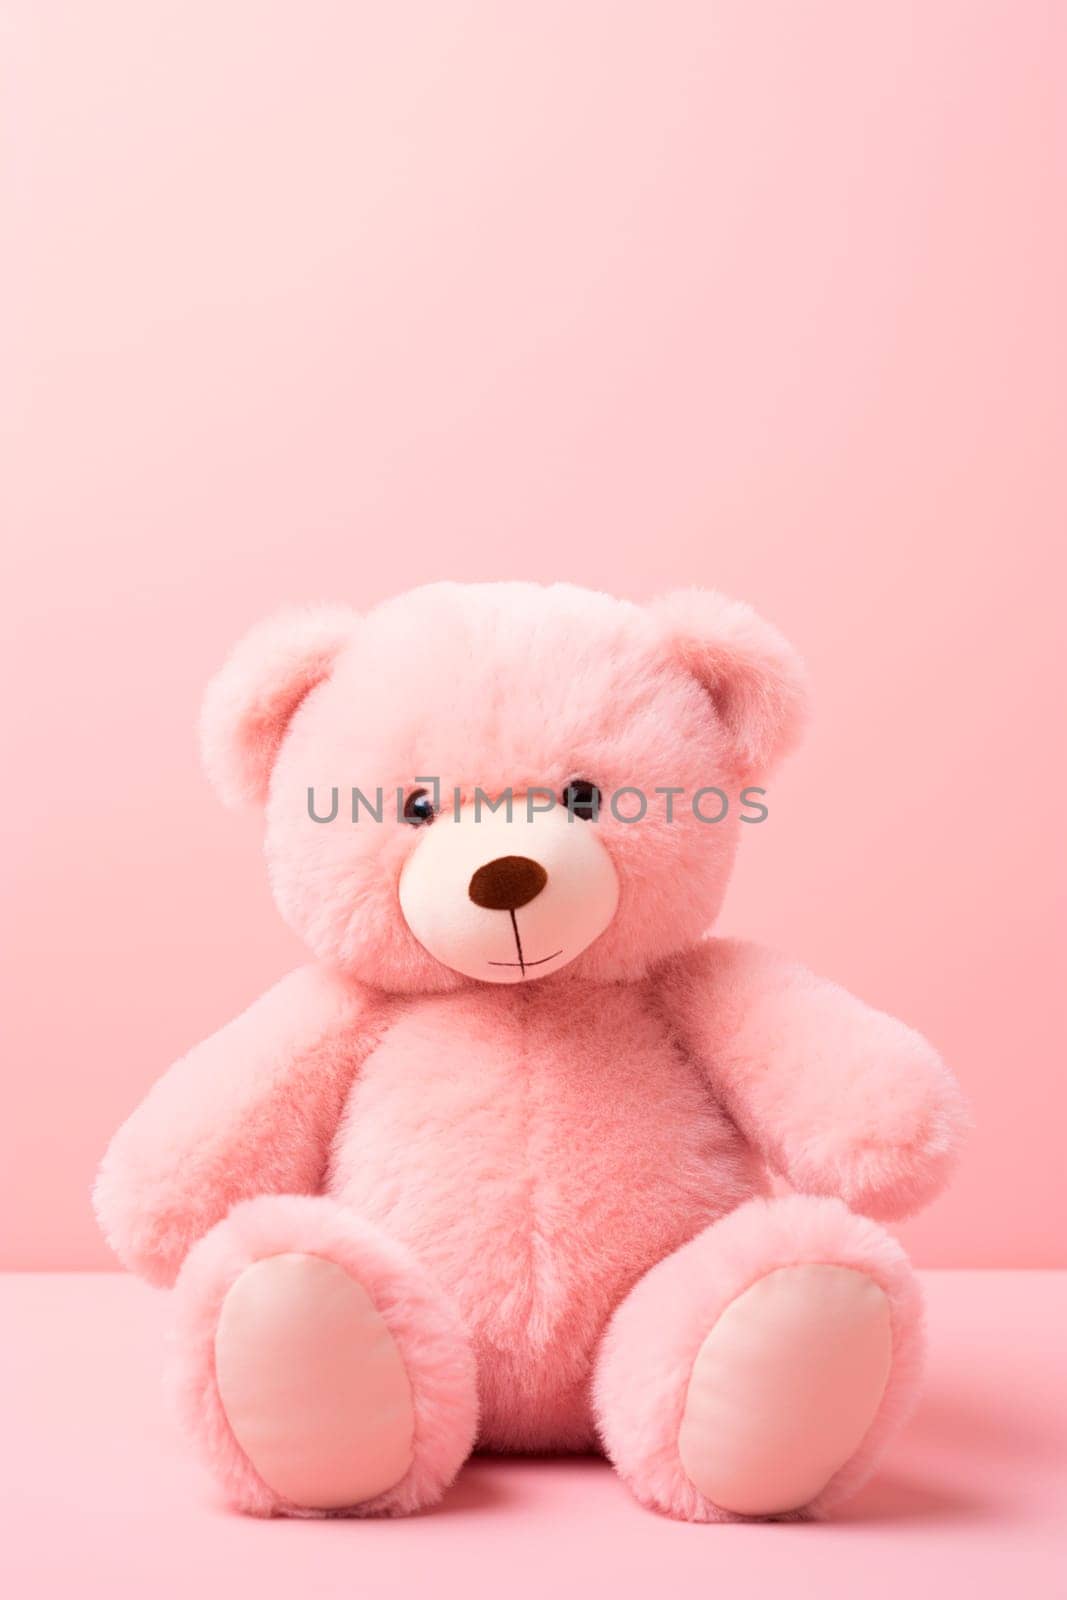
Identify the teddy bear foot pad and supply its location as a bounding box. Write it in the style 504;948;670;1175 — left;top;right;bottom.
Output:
214;1252;415;1510
677;1263;893;1515
172;1195;479;1517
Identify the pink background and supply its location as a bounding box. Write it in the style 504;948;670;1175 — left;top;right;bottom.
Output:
3;2;1064;1271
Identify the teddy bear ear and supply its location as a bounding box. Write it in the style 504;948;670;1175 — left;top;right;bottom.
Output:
200;605;359;808
650;589;809;776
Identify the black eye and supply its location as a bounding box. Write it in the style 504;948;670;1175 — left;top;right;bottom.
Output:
402;788;436;826
561;779;602;820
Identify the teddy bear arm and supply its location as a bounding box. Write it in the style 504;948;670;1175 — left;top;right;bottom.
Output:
94;965;370;1286
662;939;968;1220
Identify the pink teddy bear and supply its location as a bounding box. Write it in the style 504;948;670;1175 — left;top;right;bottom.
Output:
96;582;966;1521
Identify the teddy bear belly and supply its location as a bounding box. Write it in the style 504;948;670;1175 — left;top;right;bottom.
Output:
324;988;762;1449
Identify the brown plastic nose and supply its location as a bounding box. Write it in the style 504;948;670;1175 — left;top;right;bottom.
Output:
468;855;548;911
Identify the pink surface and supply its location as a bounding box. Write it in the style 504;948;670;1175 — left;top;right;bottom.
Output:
3;2;1066;1269
0;1271;1064;1596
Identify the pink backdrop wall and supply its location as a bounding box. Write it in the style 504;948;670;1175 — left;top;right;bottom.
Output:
3;2;1064;1270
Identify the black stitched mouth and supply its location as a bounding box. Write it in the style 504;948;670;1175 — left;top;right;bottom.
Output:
486;909;561;976
487;950;563;970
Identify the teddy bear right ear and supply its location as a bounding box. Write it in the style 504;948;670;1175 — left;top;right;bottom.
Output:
650;589;809;778
200;606;358;808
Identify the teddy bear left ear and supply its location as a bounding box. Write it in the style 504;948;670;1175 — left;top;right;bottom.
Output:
200;605;359;808
650;589;809;776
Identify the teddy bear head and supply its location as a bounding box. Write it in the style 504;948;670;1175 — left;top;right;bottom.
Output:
201;582;806;992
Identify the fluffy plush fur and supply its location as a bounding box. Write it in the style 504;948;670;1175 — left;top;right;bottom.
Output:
95;581;967;1520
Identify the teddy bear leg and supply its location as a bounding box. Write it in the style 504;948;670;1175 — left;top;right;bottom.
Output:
171;1194;478;1517
593;1194;923;1521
